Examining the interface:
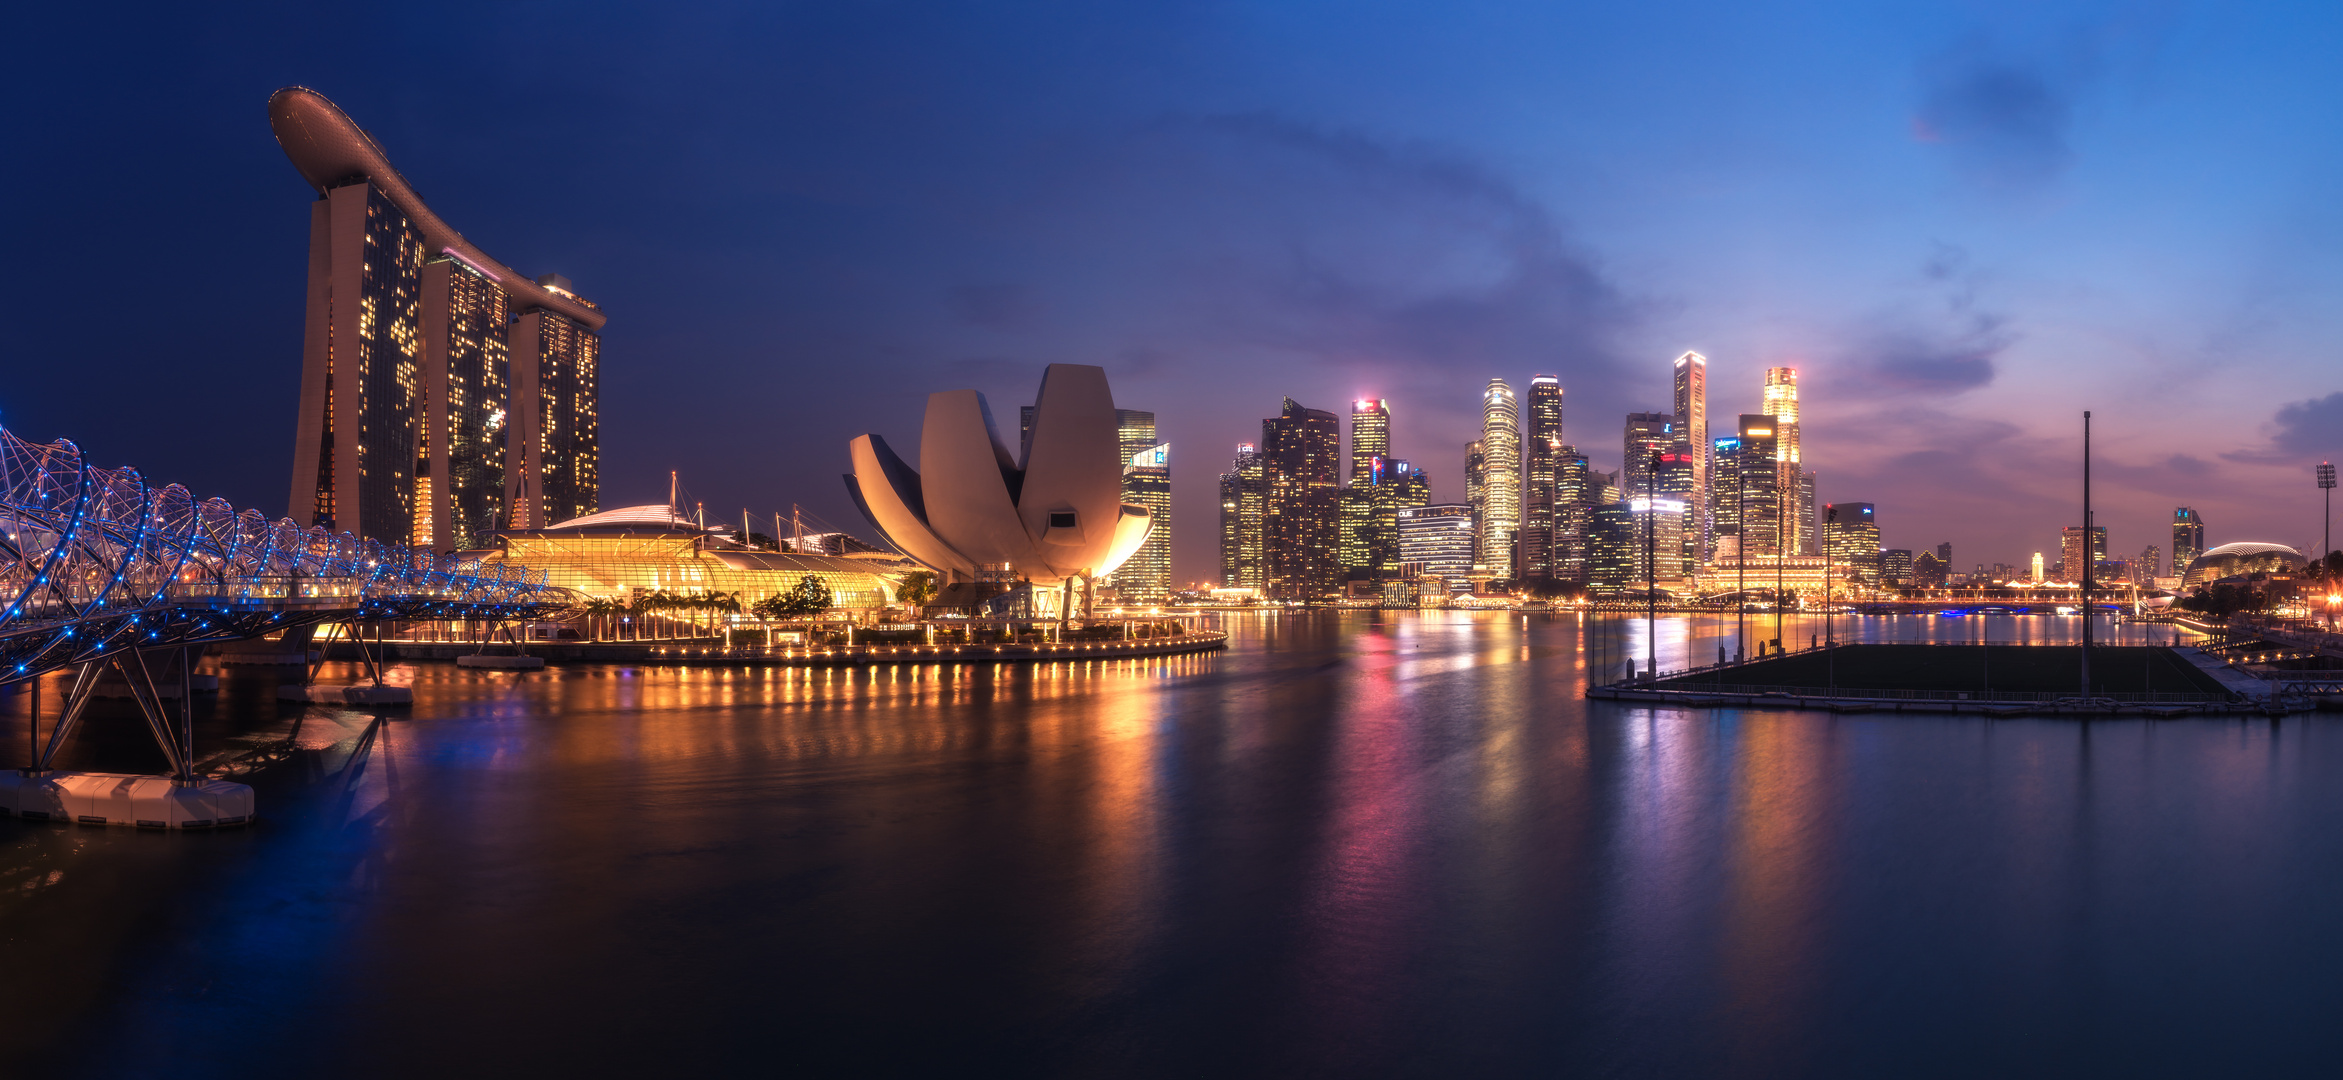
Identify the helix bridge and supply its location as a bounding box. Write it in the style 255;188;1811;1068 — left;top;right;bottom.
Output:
1;426;573;827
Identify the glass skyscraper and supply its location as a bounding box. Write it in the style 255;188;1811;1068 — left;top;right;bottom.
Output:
1399;504;1475;584
1477;379;1521;578
1263;399;1340;600
1524;376;1563;581
1118;443;1173;602
1219;443;1266;589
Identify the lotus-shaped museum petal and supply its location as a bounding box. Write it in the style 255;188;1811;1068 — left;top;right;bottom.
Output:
844;364;1151;584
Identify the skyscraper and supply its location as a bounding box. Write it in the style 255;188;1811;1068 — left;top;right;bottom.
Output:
1709;435;1743;554
1733;416;1781;555
274;87;606;545
1884;548;1914;586
1552;445;1591;583
2140;544;2162;582
1656;448;1698;575
1823;502;1880;584
1622;412;1673;500
420;256;509;550
1342;400;1393;579
1399;504;1476;584
1479;380;1522;578
1219;443;1265;589
1762;367;1804;555
2061;526;2108;581
1118;443;1172;601
1672;352;1708;554
1523;376;1563;581
507;277;603;530
1465;440;1487;568
2032;551;2046;582
2173;508;2205;576
1263;398;1341;600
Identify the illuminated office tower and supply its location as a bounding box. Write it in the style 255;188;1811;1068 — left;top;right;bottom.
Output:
1219;444;1266;589
1762;367;1804;554
1385;459;1430;511
1884;549;1914;586
1823;502;1880;584
1551;445;1591;583
1524;376;1564;580
1464;440;1487;568
1733;416;1781;555
1622;412;1673;500
1399;504;1476;583
2031;551;2046;582
1709;435;1742;553
1342;400;1392;578
1092;409;1157;595
1656;448;1698;575
2172;508;2205;574
1263;399;1341;600
1478;380;1521;578
1118;443;1173;602
1349;399;1389;484
2061;526;2108;582
1672;352;1709;554
1797;470;1818;556
420;256;509;550
2140;544;2162;582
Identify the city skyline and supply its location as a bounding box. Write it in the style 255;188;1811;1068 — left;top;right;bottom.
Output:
6;5;2343;587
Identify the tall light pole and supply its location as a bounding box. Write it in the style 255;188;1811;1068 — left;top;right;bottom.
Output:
2081;411;2092;696
1646;448;1660;680
1737;449;1747;663
2321;461;2335;630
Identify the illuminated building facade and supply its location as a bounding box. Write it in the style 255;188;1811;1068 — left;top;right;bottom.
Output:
2173;507;2205;574
1551;445;1591;583
1671;352;1708;554
2061;525;2108;582
1117;443;1173;602
1342;400;1392;579
1822;502;1880;583
1731;416;1781;555
1587;497;1685;593
483;505;904;611
1656;449;1698;575
1219;443;1266;589
1398;504;1475;583
273;87;606;547
421;256;509;550
1885;548;1915;587
507;288;602;530
1478;380;1520;578
1524;376;1563;580
2139;544;2162;583
1622;412;1672;502
1762;367;1815;554
1464;440;1487;568
1263;398;1340;600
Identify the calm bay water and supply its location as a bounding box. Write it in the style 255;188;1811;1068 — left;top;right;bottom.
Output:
2;611;2340;1077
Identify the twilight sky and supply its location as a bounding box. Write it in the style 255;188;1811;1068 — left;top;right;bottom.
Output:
5;1;2342;581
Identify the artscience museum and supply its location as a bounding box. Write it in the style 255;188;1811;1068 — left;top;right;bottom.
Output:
845;364;1153;612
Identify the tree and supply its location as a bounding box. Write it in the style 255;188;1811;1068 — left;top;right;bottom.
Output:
896;570;938;607
756;576;833;619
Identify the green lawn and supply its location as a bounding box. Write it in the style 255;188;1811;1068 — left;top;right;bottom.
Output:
1658;644;2226;696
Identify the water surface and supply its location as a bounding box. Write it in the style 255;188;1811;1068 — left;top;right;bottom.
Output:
1;612;2335;1078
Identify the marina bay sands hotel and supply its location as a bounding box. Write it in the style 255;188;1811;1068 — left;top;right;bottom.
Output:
269;86;603;550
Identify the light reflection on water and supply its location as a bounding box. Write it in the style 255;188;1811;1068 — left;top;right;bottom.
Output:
2;612;2341;1077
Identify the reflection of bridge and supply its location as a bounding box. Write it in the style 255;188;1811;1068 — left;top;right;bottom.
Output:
1;428;568;827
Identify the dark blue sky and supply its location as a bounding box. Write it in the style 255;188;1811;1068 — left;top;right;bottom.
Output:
5;1;2340;579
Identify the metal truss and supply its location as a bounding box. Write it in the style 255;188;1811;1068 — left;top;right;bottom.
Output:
0;427;570;687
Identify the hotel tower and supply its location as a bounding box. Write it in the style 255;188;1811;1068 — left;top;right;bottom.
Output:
270;87;606;549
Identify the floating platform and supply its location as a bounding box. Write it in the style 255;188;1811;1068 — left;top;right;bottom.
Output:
92;673;220;699
456;654;546;670
0;771;254;828
277;684;413;705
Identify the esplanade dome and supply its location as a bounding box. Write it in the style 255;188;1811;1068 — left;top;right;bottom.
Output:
2182;541;2305;588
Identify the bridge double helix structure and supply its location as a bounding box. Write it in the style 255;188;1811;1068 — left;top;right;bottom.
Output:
0;426;574;803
